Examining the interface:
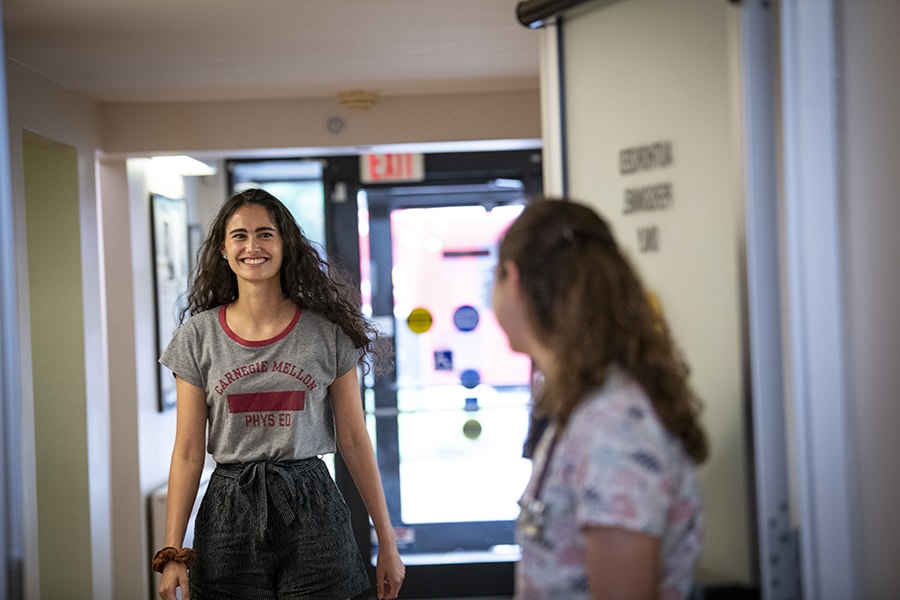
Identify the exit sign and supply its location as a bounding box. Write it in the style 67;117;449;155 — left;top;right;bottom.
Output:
360;153;425;184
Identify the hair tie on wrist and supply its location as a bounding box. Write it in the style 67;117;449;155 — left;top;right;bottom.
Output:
152;546;196;573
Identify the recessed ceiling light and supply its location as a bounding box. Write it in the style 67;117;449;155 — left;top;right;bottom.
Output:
150;155;217;176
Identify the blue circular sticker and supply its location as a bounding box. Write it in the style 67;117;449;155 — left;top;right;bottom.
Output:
460;369;481;389
453;305;480;332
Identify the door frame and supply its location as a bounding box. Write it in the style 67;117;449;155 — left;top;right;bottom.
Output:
327;149;542;598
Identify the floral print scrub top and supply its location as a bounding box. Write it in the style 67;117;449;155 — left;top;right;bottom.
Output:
515;367;702;600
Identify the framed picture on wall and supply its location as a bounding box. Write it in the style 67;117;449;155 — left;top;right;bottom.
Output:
188;223;203;274
151;193;190;412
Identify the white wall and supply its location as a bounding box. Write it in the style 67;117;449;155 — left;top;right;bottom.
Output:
96;156;156;599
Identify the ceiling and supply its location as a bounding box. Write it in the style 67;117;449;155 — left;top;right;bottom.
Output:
2;0;542;104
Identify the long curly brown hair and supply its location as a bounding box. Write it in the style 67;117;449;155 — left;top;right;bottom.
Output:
182;188;389;373
498;198;708;463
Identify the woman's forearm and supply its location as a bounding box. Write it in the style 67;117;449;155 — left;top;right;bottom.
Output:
338;433;397;548
163;376;209;548
163;453;205;548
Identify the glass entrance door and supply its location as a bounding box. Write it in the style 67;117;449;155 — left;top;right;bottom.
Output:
360;185;533;595
226;151;543;596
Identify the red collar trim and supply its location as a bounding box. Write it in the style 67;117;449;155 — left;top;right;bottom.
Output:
218;305;302;347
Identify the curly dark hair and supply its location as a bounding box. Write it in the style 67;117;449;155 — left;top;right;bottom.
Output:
498;198;708;464
182;188;390;374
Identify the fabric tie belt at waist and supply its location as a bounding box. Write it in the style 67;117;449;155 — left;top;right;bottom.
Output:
215;458;320;538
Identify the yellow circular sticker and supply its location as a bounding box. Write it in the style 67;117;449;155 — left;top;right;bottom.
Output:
463;419;482;440
406;307;433;334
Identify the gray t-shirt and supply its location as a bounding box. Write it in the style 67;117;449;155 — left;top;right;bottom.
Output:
160;305;362;464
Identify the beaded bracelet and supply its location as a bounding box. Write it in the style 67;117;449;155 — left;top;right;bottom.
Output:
152;546;196;573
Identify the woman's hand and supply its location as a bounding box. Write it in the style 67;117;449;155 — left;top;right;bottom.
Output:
158;561;190;600
375;545;405;600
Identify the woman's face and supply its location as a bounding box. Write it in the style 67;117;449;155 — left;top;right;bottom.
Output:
222;203;284;287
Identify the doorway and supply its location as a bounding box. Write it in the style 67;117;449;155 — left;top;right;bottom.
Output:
362;188;530;597
229;148;542;597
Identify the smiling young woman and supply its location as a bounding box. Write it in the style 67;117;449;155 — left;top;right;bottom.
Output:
155;188;404;600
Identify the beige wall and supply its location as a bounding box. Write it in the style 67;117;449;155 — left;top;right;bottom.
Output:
23;134;93;599
559;0;751;585
101;90;541;156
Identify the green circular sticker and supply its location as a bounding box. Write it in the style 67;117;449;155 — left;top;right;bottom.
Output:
407;307;433;334
463;419;482;440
